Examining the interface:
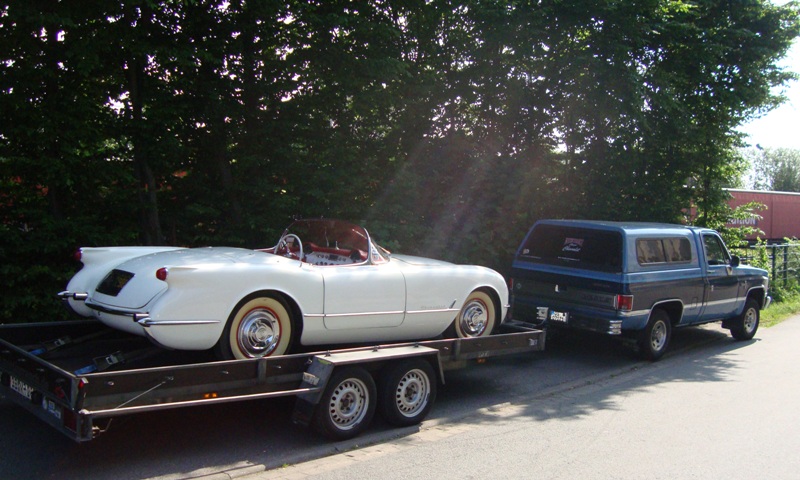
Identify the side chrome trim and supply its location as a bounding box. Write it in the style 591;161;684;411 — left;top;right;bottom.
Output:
322;310;405;318
137;319;220;327
406;308;460;315
305;307;460;319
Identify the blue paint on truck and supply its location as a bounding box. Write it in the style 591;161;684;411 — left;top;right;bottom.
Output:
508;220;771;360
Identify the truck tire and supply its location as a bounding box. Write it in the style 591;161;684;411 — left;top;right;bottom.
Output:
314;366;376;440
378;358;437;427
638;309;671;361
730;298;760;341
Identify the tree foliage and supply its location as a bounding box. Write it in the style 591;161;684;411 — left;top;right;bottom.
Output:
1;0;798;322
745;146;800;191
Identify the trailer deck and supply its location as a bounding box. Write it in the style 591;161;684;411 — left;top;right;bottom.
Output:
0;320;544;442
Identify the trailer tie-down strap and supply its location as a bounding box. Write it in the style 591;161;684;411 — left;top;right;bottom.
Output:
74;348;157;375
29;330;110;357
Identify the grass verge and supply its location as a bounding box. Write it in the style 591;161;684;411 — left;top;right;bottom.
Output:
762;294;800;328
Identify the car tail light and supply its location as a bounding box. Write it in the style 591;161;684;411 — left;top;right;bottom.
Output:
616;294;633;311
156;268;168;281
73;249;82;262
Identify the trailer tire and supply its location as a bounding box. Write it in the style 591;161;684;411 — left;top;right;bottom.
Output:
730;298;760;341
216;294;294;360
638;309;671;361
378;358;437;427
314;366;376;440
448;290;497;338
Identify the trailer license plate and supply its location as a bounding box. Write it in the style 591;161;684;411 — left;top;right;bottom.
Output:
9;376;34;400
550;310;568;323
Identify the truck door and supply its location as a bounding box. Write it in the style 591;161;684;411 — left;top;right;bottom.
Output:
700;233;740;320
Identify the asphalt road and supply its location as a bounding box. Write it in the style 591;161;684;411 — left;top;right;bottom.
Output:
1;317;796;480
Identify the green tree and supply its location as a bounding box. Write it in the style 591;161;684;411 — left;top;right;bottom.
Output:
748;147;800;191
1;0;799;322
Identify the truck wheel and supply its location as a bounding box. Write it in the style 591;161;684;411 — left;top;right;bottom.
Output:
378;358;437;427
730;298;760;341
314;367;376;440
216;294;293;360
638;309;671;361
449;290;497;338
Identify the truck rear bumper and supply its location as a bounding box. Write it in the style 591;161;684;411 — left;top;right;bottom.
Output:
509;309;623;335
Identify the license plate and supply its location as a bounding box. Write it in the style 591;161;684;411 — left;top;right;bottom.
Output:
9;376;34;400
45;399;62;420
550;310;569;323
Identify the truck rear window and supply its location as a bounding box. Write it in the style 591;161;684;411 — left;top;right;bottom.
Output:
518;224;622;272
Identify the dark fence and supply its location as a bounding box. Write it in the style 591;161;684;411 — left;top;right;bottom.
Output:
734;243;800;288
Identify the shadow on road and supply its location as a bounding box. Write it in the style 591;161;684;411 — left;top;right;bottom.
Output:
433;324;755;428
0;324;758;480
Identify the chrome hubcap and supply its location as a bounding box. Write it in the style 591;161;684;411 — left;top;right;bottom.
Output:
460;299;488;336
238;309;280;357
744;308;757;333
650;321;667;351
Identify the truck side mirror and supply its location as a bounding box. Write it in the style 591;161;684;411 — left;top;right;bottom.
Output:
730;255;740;268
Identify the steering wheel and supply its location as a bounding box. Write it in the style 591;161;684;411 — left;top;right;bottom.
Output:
275;233;304;261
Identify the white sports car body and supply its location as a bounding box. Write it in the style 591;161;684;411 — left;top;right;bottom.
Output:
60;219;509;359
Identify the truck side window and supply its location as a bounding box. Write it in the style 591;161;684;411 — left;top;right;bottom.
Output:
664;237;692;263
703;235;729;266
637;239;666;264
637;237;692;265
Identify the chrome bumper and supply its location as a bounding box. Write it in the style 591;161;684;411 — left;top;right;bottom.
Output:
57;291;88;301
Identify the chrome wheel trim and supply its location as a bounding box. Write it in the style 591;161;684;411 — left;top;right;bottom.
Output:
459;298;489;336
238;308;280;357
743;308;758;333
650;320;668;351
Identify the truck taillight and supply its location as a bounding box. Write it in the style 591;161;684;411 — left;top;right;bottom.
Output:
73;249;82;262
616;295;633;311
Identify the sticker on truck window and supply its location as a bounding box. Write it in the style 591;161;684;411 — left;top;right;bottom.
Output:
562;238;584;253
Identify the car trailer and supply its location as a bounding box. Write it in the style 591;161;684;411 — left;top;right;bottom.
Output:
0;320;544;442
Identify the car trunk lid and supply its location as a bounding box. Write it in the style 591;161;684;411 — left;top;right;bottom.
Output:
89;247;261;310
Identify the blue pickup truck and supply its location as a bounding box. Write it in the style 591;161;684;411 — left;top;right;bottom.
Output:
508;220;771;360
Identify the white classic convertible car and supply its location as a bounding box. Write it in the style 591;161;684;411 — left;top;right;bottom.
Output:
59;219;509;359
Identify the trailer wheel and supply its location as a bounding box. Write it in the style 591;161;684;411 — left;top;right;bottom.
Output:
638;309;671;361
314;366;376;440
378;358;437;427
449;290;496;338
730;298;760;341
216;294;293;360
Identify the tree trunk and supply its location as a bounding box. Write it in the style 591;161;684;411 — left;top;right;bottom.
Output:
127;54;163;245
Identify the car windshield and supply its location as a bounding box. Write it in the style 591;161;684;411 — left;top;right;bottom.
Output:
276;219;390;265
284;219;370;253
